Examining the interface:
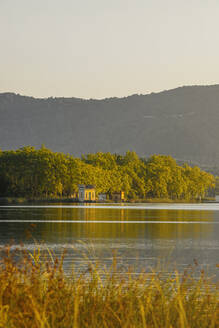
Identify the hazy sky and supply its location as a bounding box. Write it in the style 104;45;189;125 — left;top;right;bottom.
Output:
1;0;219;98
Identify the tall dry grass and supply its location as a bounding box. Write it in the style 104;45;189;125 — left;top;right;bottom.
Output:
0;246;218;328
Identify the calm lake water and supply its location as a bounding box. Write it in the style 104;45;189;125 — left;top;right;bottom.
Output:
0;203;218;278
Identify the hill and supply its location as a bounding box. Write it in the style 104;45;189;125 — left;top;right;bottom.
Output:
0;85;219;165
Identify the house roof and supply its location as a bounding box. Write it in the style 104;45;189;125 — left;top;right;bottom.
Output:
78;184;95;189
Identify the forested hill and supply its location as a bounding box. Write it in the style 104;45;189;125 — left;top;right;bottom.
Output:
0;85;219;165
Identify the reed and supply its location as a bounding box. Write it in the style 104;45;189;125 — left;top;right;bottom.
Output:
0;246;218;328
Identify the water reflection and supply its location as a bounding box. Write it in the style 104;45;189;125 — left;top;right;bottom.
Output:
0;206;214;240
0;205;218;276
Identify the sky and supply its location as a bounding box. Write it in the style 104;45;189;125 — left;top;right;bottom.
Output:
1;0;219;99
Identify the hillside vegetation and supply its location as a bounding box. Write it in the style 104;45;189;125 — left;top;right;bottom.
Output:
1;85;219;165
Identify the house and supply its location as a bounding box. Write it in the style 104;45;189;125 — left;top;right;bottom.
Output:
111;191;125;202
98;193;108;201
78;185;96;202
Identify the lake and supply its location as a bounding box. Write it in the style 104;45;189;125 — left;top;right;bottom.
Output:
0;203;218;278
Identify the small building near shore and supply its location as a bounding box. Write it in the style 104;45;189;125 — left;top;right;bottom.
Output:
78;185;96;202
111;191;125;202
98;193;108;201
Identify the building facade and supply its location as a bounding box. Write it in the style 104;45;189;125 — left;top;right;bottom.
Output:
111;191;125;202
78;185;96;202
98;193;108;201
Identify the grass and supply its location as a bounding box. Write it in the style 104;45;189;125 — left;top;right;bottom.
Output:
0;197;77;205
0;246;218;328
0;196;215;205
129;198;198;203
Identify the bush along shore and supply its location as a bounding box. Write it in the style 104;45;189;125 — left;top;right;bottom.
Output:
0;196;215;205
0;246;218;328
0;146;215;201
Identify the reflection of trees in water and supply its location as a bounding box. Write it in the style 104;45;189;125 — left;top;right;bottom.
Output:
38;207;213;242
0;207;217;276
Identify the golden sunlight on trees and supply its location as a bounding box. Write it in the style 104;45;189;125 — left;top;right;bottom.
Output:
0;148;215;200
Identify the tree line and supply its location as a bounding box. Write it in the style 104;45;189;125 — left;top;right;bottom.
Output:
0;146;215;200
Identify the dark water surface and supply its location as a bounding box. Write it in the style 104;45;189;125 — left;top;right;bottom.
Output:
0;204;218;277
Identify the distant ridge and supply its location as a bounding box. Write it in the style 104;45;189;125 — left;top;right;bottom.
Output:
0;85;219;165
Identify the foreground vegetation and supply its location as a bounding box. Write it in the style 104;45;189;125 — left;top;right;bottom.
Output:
0;147;215;201
0;247;218;328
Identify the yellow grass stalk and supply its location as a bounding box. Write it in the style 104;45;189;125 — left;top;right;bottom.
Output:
0;246;218;328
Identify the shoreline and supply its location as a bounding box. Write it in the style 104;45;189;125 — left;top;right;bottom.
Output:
0;196;216;205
